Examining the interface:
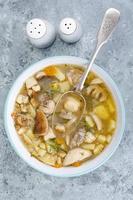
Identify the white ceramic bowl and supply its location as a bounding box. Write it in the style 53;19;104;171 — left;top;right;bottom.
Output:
4;56;125;177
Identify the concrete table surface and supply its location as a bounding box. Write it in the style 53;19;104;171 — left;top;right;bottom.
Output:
0;0;132;199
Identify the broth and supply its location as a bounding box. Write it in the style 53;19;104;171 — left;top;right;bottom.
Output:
12;64;117;168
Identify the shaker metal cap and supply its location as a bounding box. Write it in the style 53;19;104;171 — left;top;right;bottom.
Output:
59;18;77;35
26;18;46;39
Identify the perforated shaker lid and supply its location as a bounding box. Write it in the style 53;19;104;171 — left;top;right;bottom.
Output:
26;18;46;39
59;18;77;35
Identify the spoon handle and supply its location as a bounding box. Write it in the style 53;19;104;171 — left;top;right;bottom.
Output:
76;8;120;91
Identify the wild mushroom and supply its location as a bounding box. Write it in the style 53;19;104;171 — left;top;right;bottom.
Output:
64;97;81;112
34;109;48;136
99;93;107;102
37;93;50;106
44;127;56;141
86;85;96;96
63;148;92;166
35;71;46;80
70;128;86;148
66;68;83;85
59;110;74;120
86;85;107;102
41;100;55;115
90;113;102;131
90;78;103;85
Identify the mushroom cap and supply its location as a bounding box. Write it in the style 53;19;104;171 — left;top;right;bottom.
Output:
63;148;92;166
90;113;102;131
64;97;80;112
35;110;48;135
43;100;55;115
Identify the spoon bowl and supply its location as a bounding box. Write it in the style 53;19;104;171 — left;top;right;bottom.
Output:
52;91;86;144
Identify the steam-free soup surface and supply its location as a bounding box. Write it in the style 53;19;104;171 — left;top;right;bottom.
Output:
12;64;116;168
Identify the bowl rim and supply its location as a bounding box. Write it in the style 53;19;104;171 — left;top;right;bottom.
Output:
4;56;125;177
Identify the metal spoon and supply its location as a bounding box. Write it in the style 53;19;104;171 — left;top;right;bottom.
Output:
52;8;120;140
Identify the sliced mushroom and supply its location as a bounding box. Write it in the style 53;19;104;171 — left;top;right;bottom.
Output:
37;93;50;106
41;100;55;115
64;97;81;112
66;68;83;85
86;85;96;96
90;113;102;131
86;85;107;102
36;71;46;80
70;128;86;148
59;110;74;120
63;148;92;166
99;93;107;102
44;127;56;141
34;109;48;136
90;78;103;85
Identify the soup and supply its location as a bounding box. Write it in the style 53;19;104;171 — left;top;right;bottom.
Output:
12;64;116;168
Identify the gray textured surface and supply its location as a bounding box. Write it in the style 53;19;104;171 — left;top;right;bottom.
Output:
0;0;132;199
